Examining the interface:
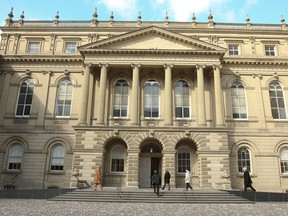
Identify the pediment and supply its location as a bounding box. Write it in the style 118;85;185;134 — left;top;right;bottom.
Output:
79;26;226;55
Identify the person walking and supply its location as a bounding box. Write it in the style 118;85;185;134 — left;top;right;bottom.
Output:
93;166;103;191
185;169;193;191
151;170;161;197
243;167;256;192
162;170;171;190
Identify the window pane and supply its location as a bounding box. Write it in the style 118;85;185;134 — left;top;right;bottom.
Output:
56;79;73;117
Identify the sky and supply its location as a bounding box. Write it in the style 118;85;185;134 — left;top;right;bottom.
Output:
0;0;287;25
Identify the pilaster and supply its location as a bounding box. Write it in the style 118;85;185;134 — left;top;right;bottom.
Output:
196;65;206;126
130;64;141;126
164;64;173;126
213;65;225;127
126;149;140;188
96;63;108;125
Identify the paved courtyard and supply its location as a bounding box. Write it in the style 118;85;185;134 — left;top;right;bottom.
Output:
0;199;288;216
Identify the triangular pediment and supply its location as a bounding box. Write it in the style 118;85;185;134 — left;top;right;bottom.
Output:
79;26;226;55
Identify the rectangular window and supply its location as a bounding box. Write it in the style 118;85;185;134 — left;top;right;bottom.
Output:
178;152;190;173
27;42;40;53
111;159;124;172
228;44;239;55
64;42;77;53
265;45;275;56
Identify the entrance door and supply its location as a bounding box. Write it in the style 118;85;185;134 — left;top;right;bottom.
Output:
139;157;151;188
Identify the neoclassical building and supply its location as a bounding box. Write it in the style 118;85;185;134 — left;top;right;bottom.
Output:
0;9;288;192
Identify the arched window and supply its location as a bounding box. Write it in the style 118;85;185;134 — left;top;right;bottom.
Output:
175;80;190;118
55;78;73;117
231;81;247;119
144;80;159;118
16;78;34;117
8;144;23;170
50;145;65;171
113;80;129;117
280;147;288;174
269;82;287;119
237;147;251;173
111;145;125;172
177;146;191;173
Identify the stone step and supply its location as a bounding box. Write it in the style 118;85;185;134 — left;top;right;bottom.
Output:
49;189;252;204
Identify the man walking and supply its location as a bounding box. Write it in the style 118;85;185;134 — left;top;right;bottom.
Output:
243;167;256;192
151;170;161;197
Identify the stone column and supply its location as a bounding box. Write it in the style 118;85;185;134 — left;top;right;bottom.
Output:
164;64;173;126
162;150;176;189
96;64;108;125
253;74;267;128
126;149;140;188
196;65;206;126
130;64;141;125
0;71;13;125
78;64;91;125
213;65;224;127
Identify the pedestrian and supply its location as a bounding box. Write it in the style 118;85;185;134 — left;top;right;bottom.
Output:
243;167;256;192
151;170;161;197
94;166;103;191
185;169;193;191
162;170;171;190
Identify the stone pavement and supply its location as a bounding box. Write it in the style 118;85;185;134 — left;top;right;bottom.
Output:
0;199;288;216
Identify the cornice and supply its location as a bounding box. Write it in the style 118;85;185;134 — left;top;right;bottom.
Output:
223;57;288;66
0;55;83;63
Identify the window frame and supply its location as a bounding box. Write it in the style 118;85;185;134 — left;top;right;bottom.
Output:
280;147;288;174
177;146;191;174
174;80;190;119
7;144;23;171
231;81;248;120
269;81;287;120
27;41;41;53
50;144;65;172
237;147;252;174
228;44;240;56
144;80;160;118
110;145;126;173
265;45;276;56
15;78;34;117
55;78;73;118
112;79;129;118
64;41;77;53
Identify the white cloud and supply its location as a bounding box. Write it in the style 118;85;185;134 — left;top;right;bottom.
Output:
98;0;138;19
154;0;229;21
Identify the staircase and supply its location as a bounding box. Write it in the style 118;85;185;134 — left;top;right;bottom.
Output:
48;188;253;204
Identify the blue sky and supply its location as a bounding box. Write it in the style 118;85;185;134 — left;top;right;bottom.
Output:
0;0;287;25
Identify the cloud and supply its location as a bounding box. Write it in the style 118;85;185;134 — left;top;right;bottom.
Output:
154;0;229;21
98;0;138;19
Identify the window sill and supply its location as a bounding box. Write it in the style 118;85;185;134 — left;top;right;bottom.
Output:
2;170;22;174
45;171;65;175
236;174;257;178
280;174;288;178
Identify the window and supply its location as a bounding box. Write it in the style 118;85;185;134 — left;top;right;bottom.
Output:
144;80;159;118
265;45;275;56
269;82;286;119
64;42;77;53
27;42;40;53
55;78;73;117
280;147;288;174
50;145;65;171
177;147;191;173
228;44;239;55
16;78;34;117
113;80;129;118
175;80;190;118
111;145;125;172
237;147;251;173
231;81;247;119
8;144;23;170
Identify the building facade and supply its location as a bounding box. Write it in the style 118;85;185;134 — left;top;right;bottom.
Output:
0;9;288;192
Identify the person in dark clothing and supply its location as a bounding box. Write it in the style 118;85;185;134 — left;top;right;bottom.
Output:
151;170;161;196
243;167;256;192
162;170;171;190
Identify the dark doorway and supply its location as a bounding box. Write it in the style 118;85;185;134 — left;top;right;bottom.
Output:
151;157;161;184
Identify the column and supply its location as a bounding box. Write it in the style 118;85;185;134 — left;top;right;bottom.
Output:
164;64;173;126
254;74;267;128
78;64;91;125
213;65;224;126
0;71;13;126
130;64;141;125
96;64;108;125
196;65;206;126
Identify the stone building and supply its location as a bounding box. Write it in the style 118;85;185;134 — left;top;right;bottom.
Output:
0;8;288;192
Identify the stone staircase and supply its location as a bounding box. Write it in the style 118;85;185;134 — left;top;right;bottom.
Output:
48;188;253;204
